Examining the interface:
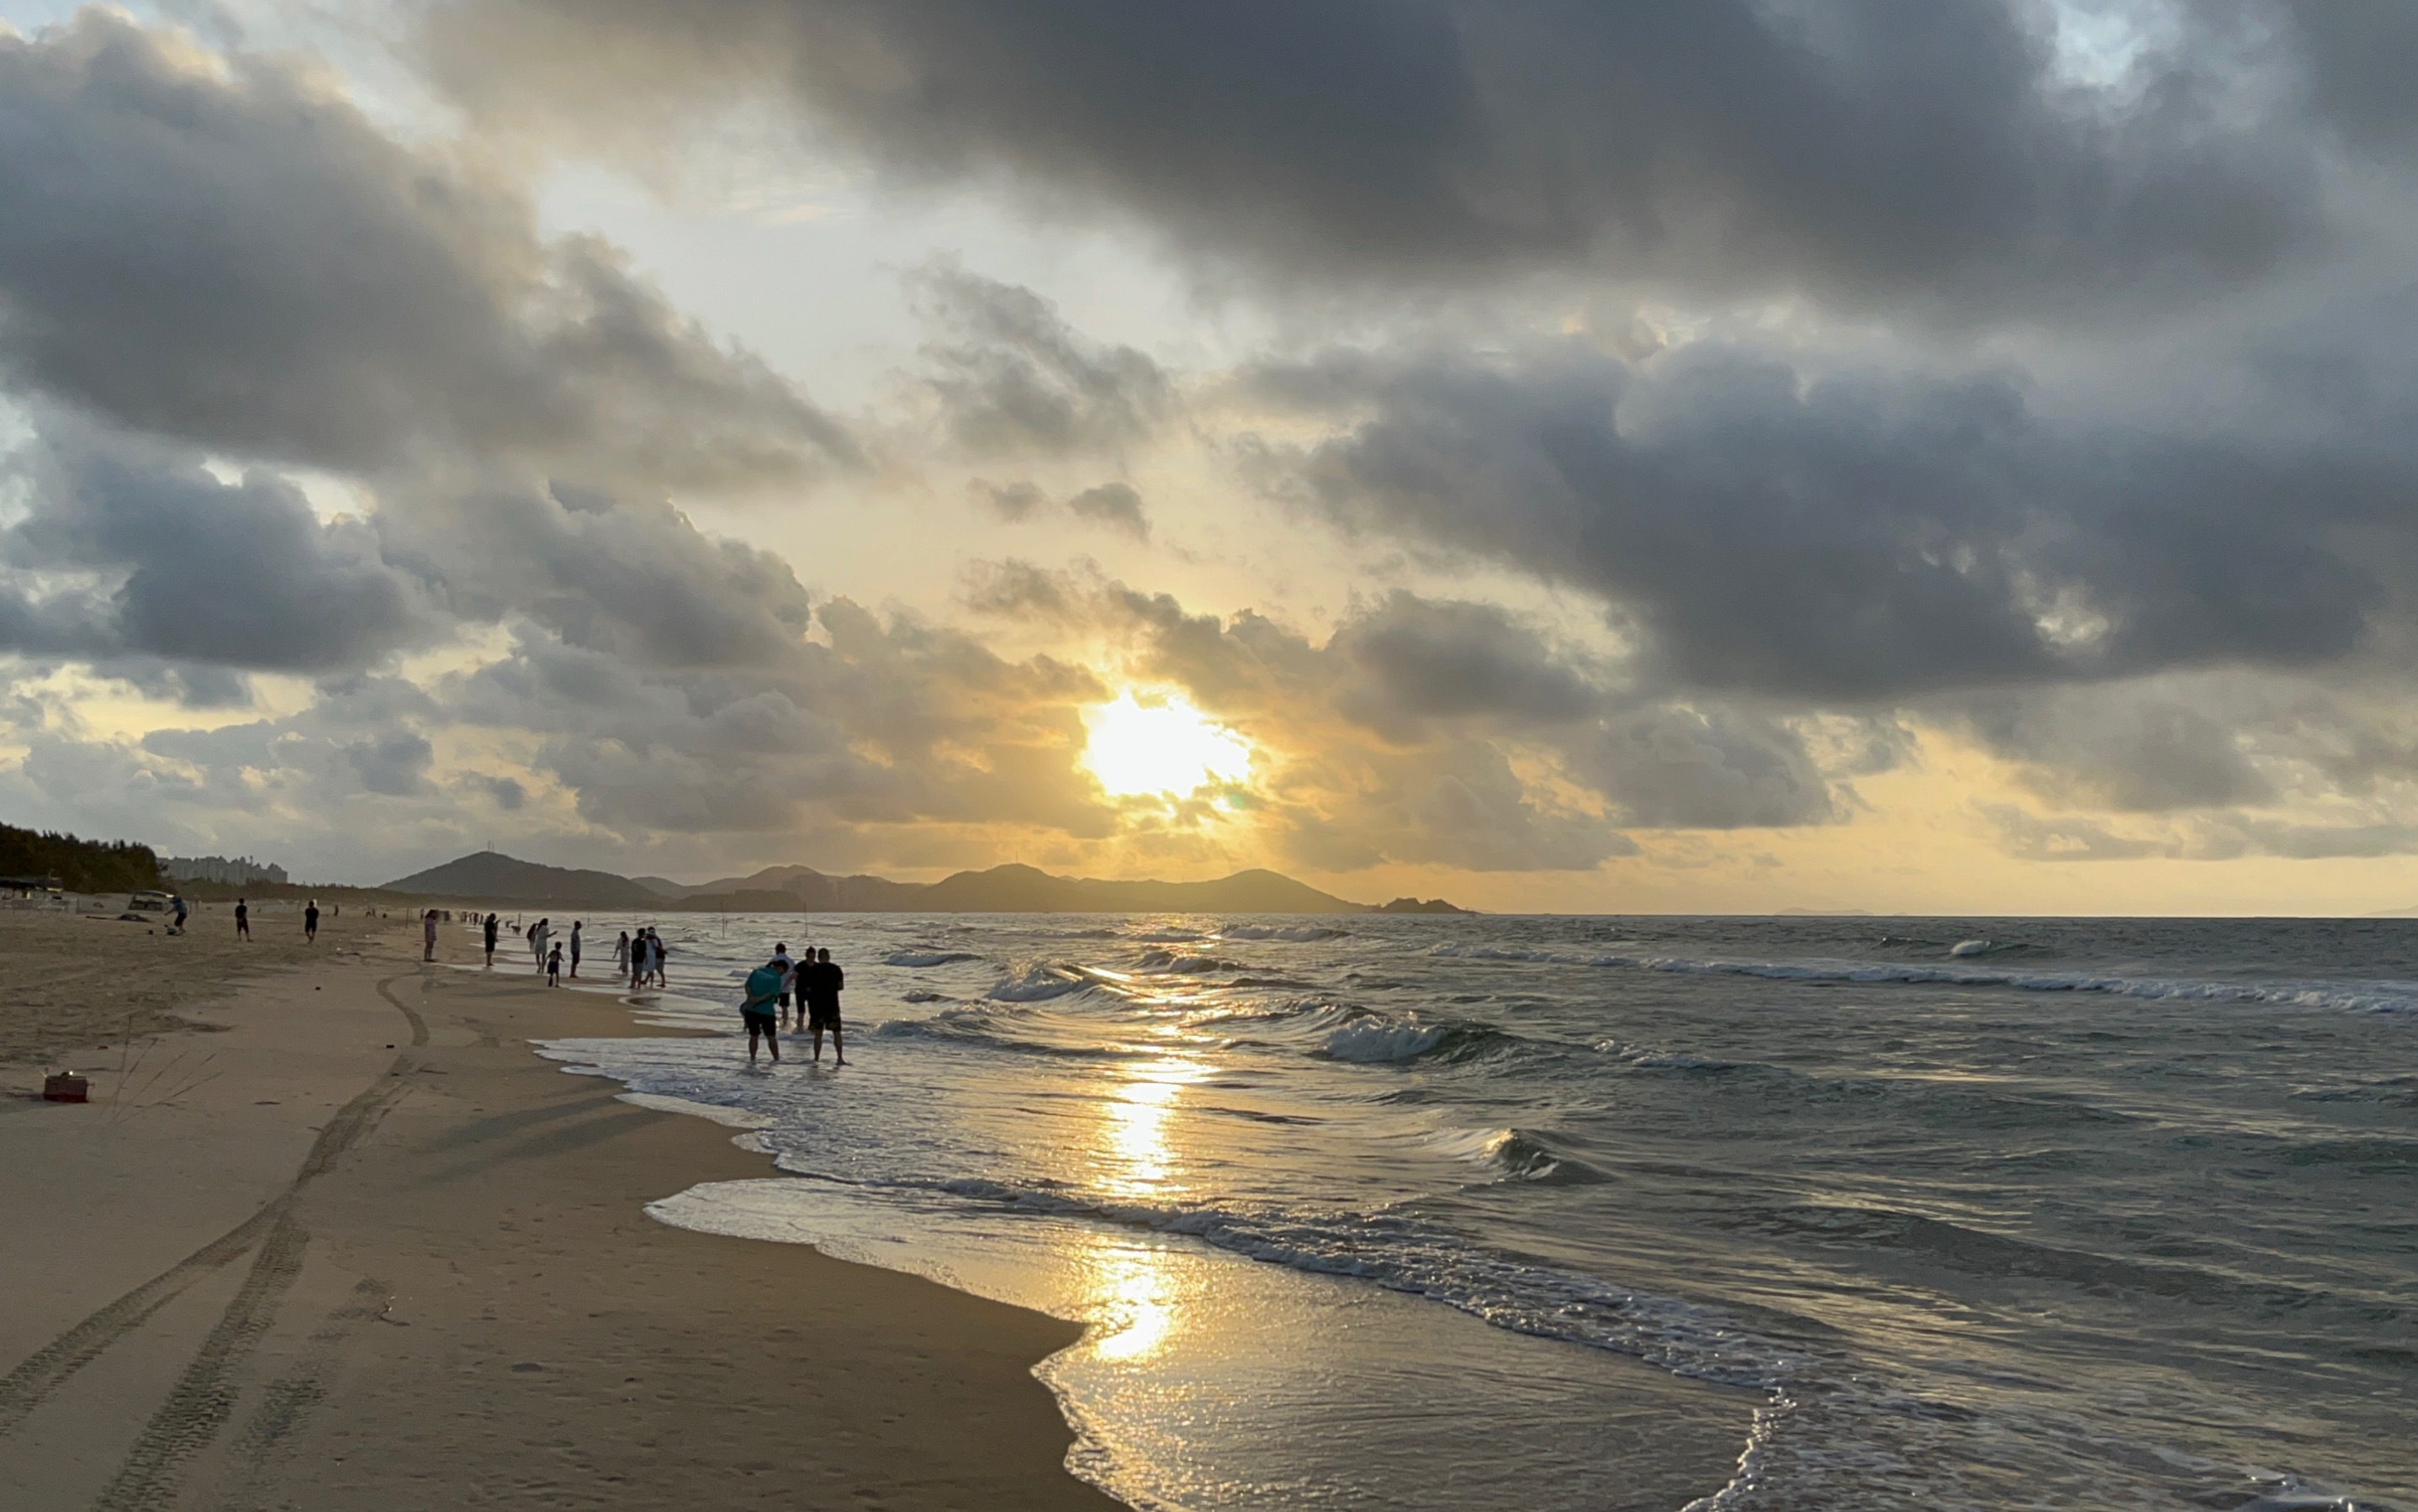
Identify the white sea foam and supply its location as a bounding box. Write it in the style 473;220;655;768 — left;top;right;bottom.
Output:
1320;1015;1452;1062
988;963;1093;1002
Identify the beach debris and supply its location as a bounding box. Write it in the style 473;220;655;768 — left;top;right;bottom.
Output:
43;1071;88;1102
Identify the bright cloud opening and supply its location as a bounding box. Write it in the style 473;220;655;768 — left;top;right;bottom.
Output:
1081;691;1253;799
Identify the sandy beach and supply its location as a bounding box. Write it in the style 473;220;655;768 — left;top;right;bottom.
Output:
0;908;1115;1509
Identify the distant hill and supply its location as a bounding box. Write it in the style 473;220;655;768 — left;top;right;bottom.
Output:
380;851;660;907
0;822;161;892
675;862;1377;914
394;851;1466;913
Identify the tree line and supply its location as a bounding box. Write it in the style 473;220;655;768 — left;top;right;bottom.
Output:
0;822;162;892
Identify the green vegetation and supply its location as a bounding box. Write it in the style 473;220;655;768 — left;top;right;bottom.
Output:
0;822;161;892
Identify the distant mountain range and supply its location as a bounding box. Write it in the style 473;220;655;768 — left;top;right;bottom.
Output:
382;851;1467;915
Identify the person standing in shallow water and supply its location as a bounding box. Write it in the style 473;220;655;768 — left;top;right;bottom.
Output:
806;946;847;1065
615;930;631;979
569;920;583;979
740;955;785;1065
304;900;320;943
235;898;250;940
529;917;550;973
771;942;796;1029
483;912;499;968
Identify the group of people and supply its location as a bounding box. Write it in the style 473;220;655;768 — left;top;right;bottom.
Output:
618;927;669;990
739;942;846;1066
449;911;849;1066
227;897;327;941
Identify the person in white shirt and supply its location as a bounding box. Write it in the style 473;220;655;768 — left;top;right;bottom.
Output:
770;943;796;1028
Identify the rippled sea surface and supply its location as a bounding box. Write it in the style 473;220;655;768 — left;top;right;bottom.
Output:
532;913;2417;1510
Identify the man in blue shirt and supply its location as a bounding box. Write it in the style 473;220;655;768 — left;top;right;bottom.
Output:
740;956;786;1065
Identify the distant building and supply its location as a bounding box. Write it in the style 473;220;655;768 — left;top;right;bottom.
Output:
163;854;289;886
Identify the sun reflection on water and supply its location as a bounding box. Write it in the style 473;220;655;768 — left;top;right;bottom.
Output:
1080;1056;1208;1361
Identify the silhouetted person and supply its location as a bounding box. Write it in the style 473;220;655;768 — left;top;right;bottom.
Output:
423;908;439;961
771;942;796;1028
235;898;250;940
806;947;846;1065
483;912;500;968
569;920;584;979
304;900;320;942
546;943;563;987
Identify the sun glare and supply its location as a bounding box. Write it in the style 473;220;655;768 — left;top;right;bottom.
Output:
1082;692;1253;799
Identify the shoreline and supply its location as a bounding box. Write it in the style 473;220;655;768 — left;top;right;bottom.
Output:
0;916;1119;1508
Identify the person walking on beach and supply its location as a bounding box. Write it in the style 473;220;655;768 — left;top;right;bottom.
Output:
483;912;500;968
235;898;250;940
615;930;631;977
771;942;796;1028
805;946;846;1065
627;929;646;991
569;920;584;979
169;893;188;936
423;908;439;961
740;955;785;1064
529;917;550;973
546;942;563;987
304;900;320;943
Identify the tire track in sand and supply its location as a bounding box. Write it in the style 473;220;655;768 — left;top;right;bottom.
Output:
0;972;426;1442
208;1277;393;1512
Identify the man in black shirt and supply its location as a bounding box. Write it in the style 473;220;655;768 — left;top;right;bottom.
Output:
805;947;847;1065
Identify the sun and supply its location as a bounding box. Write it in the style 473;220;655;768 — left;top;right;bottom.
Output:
1082;691;1253;799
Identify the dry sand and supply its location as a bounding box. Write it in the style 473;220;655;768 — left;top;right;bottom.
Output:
0;911;1117;1509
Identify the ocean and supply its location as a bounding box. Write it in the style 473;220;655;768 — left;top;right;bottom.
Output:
521;913;2415;1510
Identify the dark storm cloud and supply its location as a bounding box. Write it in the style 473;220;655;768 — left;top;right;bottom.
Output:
378;481;816;669
910;267;1172;457
0;421;435;672
1328;593;1602;736
1254;336;2398;702
1954;685;2276;812
344;732;436;796
2278;0;2418;150
0;12;855;487
1572;705;1838;831
423;0;2334;311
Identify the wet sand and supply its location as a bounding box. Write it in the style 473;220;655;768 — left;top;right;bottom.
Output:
0;914;1115;1509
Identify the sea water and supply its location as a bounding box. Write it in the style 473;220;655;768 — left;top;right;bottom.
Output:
532;914;2416;1510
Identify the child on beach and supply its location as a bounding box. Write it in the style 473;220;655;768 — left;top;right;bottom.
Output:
546;943;563;986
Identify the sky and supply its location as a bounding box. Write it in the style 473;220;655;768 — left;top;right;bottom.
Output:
6;1;2418;912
